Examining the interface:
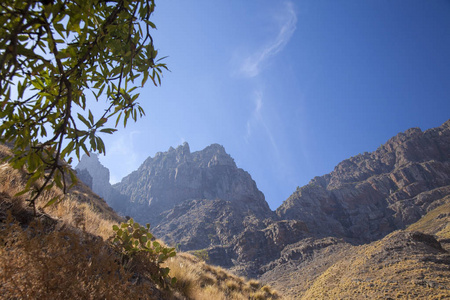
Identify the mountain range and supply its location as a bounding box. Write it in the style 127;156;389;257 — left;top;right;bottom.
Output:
76;120;450;298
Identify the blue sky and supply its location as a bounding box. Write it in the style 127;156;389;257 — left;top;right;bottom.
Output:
97;0;450;210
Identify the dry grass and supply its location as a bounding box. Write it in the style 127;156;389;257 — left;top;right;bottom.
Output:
0;213;161;299
0;153;173;298
301;231;450;299
165;253;281;299
0;143;121;241
407;198;450;239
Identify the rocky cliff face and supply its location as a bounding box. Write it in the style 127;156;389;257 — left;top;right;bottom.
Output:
75;153;115;201
277;120;450;242
75;168;93;190
109;142;274;250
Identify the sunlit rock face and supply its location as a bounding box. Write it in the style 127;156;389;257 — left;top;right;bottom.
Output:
277;120;450;242
107;142;275;249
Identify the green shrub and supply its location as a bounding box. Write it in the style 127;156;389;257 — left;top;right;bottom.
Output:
111;218;177;287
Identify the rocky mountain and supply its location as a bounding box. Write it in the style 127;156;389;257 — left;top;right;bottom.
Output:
77;120;450;298
105;142;274;251
230;120;450;279
277;120;450;242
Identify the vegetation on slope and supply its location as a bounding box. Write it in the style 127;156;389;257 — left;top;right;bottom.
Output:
407;196;450;241
302;230;450;299
0;145;281;299
260;199;450;299
166;253;280;300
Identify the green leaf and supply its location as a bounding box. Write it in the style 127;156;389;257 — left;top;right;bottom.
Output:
43;196;60;208
0;0;166;211
115;112;122;128
99;128;117;134
88;110;94;125
78;113;91;128
68;170;78;188
14;189;29;197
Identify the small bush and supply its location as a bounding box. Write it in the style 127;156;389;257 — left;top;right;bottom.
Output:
111;218;177;288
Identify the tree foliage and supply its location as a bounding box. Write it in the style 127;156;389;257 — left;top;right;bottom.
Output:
0;0;167;212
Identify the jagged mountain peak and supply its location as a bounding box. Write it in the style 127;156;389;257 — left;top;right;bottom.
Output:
72;122;450;296
136;142;236;173
192;143;236;168
111;143;272;229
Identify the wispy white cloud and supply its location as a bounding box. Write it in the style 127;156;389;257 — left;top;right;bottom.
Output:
245;90;262;139
245;90;280;156
239;2;297;78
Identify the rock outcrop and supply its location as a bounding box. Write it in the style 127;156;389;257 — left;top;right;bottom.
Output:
75;153;114;201
75;168;93;190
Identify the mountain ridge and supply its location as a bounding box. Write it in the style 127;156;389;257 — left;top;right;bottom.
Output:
75;120;450;297
277;120;450;241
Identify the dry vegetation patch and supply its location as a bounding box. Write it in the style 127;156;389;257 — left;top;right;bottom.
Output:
407;197;450;242
0;211;166;299
302;231;450;299
165;253;281;299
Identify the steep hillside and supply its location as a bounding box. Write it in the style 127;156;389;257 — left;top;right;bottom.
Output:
0;144;281;299
301;229;449;299
407;195;450;251
261;199;450;298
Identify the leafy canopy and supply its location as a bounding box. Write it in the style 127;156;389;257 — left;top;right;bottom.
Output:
0;0;167;212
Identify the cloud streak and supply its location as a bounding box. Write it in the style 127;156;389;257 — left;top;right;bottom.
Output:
240;2;297;78
245;90;263;139
245;90;280;156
